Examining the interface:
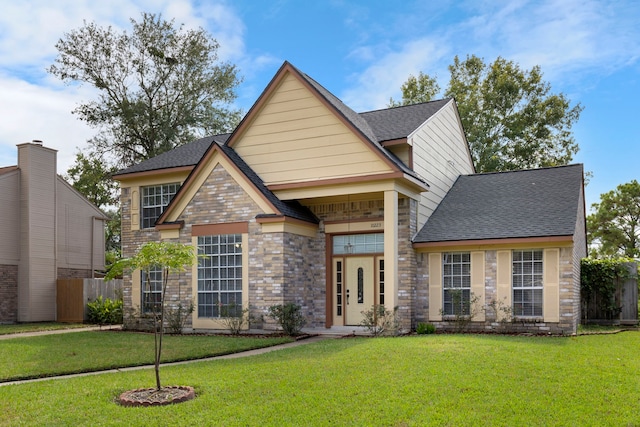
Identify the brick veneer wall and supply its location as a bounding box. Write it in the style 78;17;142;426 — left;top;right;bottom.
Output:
420;246;580;335
0;264;18;323
57;268;93;279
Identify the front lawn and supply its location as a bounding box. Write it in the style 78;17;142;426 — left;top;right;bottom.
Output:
2;332;640;426
0;331;292;382
0;322;88;335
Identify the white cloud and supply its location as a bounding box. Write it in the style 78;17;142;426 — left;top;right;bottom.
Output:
341;38;449;112
0;0;251;171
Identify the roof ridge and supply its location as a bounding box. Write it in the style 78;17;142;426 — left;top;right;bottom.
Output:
465;163;583;177
358;98;452;115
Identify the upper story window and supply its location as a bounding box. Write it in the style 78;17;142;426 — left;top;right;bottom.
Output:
141;183;180;229
512;249;543;317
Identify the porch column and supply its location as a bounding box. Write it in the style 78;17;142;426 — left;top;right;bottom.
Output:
384;190;398;310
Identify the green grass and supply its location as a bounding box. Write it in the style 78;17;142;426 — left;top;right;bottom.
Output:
0;331;292;382
0;322;89;335
2;332;640;426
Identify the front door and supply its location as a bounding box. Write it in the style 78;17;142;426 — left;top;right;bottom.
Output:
345;257;375;325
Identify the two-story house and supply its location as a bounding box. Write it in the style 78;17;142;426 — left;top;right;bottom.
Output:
114;61;586;334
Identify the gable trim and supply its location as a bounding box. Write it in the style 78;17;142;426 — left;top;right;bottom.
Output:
226;62;403;174
157;144;279;225
268;171;428;192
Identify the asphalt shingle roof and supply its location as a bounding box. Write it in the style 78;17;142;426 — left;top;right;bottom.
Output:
359;99;451;143
216;144;318;224
113;134;230;176
413;164;584;243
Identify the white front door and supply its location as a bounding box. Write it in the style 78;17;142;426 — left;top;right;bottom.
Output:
345;256;375;326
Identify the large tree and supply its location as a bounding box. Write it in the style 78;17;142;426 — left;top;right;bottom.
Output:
587;180;640;258
390;55;583;172
49;12;243;168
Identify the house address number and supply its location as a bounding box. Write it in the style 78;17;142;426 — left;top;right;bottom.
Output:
370;222;382;228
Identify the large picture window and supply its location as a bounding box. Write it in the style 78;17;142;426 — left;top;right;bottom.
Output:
141;267;162;314
197;234;243;318
512;250;543;317
141;183;180;229
443;252;471;316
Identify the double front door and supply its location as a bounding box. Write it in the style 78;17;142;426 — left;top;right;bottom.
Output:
333;256;384;326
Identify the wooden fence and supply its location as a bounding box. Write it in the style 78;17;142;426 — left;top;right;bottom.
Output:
56;278;123;323
582;262;638;326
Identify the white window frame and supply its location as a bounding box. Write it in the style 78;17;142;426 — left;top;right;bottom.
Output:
197;234;243;318
442;252;471;316
512;249;543;317
140;183;180;229
141;266;163;314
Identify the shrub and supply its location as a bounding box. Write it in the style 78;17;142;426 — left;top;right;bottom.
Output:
166;301;194;334
416;322;436;335
220;305;253;335
267;303;306;336
360;304;399;337
87;296;123;325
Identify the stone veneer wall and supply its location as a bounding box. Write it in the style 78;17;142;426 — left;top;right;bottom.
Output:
396;197;417;330
0;264;18;323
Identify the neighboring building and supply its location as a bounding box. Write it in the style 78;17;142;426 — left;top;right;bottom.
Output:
0;142;107;323
114;61;586;334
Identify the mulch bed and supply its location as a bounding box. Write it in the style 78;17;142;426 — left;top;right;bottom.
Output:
118;386;195;407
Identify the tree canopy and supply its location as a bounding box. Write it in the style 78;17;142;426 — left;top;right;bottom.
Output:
389;55;583;173
49;12;243;168
587;180;640;258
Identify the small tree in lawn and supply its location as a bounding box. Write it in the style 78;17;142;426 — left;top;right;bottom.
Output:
107;241;195;391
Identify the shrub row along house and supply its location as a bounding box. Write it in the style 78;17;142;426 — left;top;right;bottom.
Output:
114;62;586;335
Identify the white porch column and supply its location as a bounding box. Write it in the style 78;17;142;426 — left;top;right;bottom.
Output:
384;190;398;310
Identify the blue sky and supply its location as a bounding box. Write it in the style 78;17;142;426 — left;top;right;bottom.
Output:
0;0;638;210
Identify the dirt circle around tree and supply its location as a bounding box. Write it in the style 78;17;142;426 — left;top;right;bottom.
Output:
118;386;195;407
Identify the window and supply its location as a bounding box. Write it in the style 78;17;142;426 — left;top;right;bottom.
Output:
512;250;543;317
197;234;243;318
141;267;162;313
141;183;180;229
443;253;471;316
333;233;384;255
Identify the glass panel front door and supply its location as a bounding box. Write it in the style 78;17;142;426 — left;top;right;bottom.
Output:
345;257;375;325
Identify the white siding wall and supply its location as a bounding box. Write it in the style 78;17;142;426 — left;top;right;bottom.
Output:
0;171;20;264
411;101;475;229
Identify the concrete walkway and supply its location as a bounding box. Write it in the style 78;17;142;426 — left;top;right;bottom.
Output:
0;329;331;387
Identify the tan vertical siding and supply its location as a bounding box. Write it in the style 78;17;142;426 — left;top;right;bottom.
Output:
544;248;560;322
428;252;442;320
234;73;391;185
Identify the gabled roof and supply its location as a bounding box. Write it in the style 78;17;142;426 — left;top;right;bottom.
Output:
113;134;230;177
414;164;584;244
360;99;452;143
113;62;450;184
215;143;318;224
157;140;318;225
